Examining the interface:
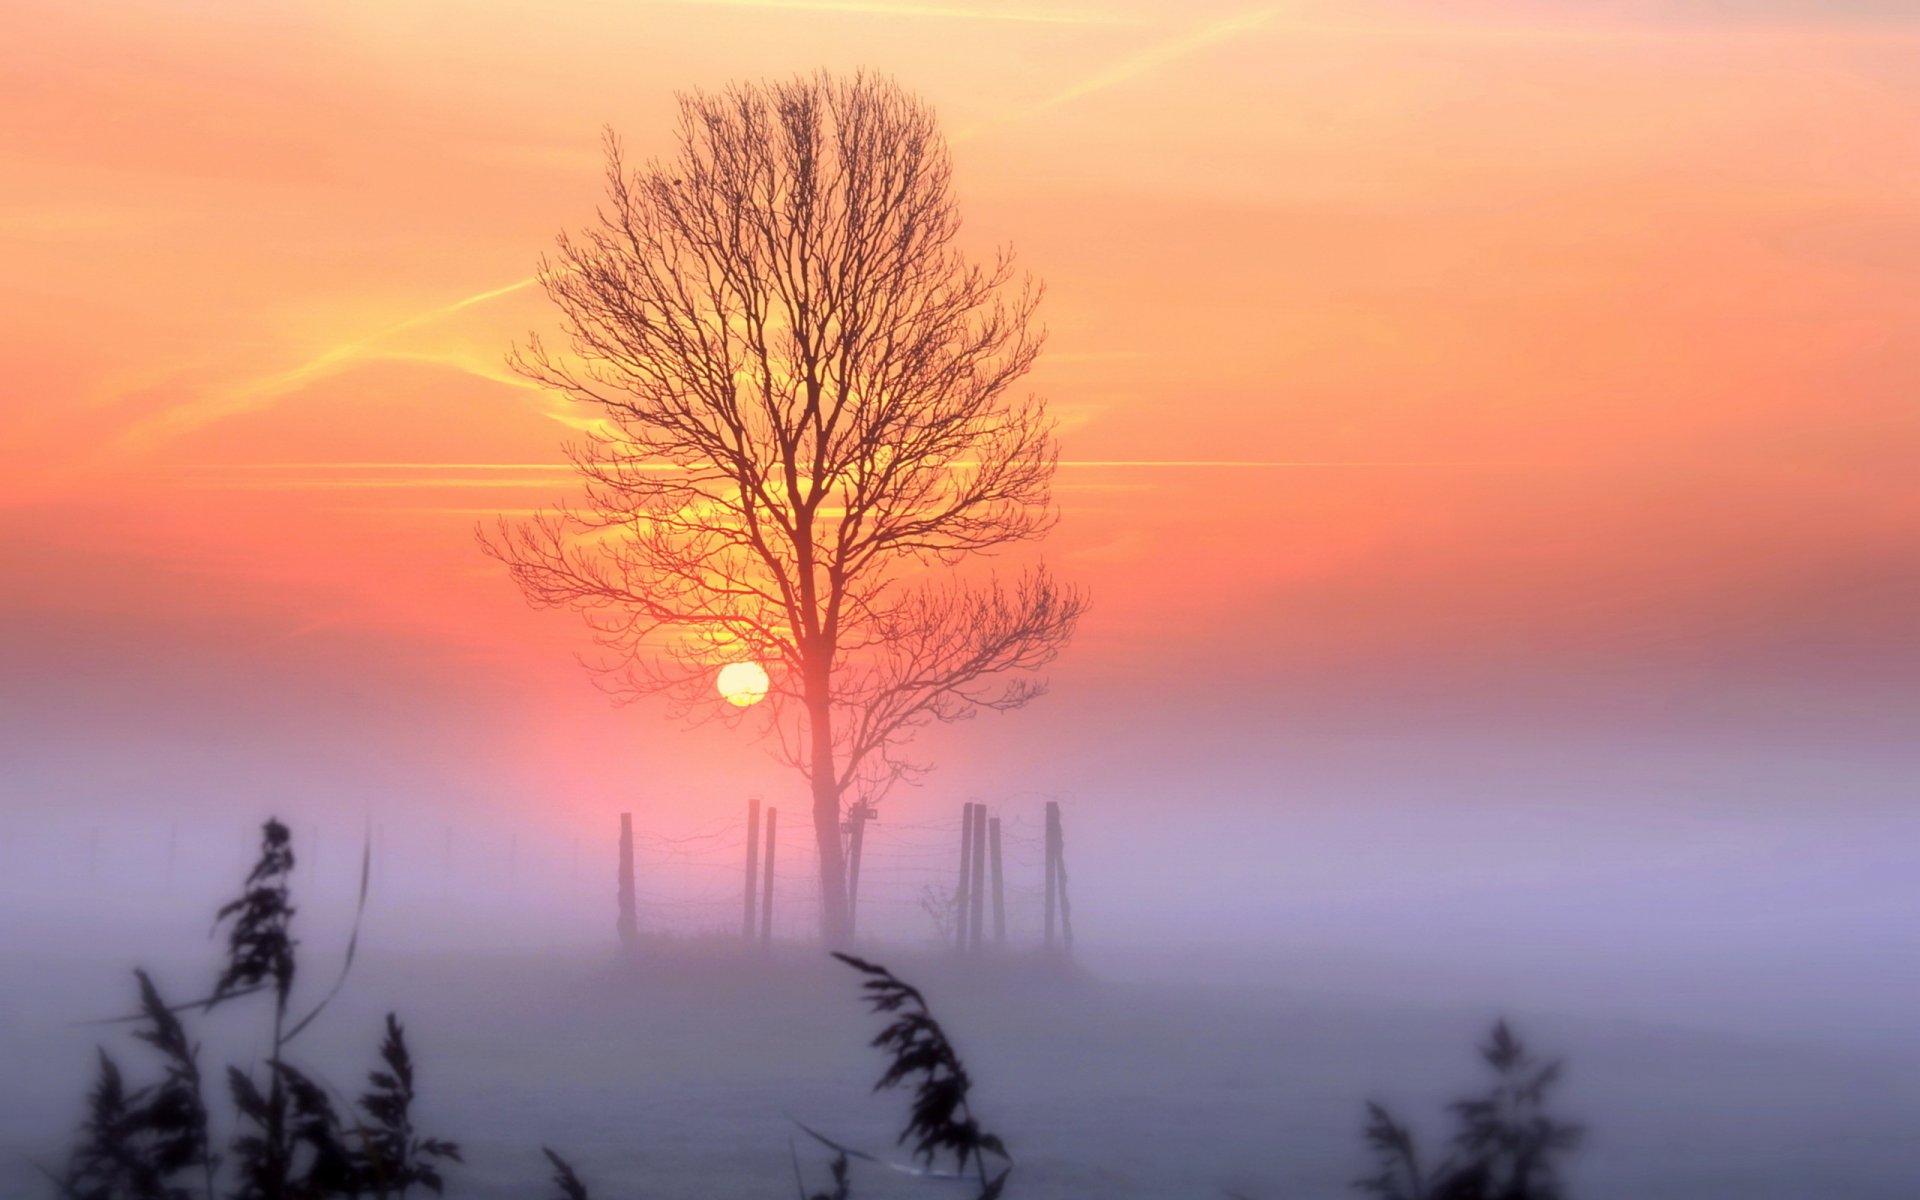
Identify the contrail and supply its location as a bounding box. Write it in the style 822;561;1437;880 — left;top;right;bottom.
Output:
1029;6;1278;112
437;276;538;314
955;5;1280;140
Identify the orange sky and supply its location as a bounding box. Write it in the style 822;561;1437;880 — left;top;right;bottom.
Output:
5;0;1920;833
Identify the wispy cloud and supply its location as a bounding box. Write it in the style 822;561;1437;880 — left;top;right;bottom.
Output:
182;462;576;471
325;507;551;517
645;0;1135;23
114;5;1264;454
176;458;1531;485
113;277;541;452
184;478;576;490
1057;459;1530;469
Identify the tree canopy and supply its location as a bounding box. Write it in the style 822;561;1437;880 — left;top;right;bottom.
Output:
487;72;1085;941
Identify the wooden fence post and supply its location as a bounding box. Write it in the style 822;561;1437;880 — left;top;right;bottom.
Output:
617;812;638;945
956;802;975;952
846;802;869;941
760;807;777;947
968;804;988;954
1043;801;1060;952
989;816;1005;948
1055;804;1074;953
744;796;761;939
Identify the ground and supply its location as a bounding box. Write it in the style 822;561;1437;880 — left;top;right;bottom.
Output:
5;935;1917;1199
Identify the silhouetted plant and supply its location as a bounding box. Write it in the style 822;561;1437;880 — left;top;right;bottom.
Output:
1357;1020;1584;1200
71;845;1023;1200
832;952;1010;1198
63;1050;178;1200
63;820;1601;1200
212;820;298;1018
805;1151;850;1200
353;1016;462;1197
61;820;467;1200
269;1062;358;1197
216;820;303;1200
1358;1102;1425;1200
129;971;216;1196
62;969;215;1200
541;1148;591;1200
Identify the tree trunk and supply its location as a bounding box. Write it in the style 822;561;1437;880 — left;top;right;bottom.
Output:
806;682;852;945
811;769;850;944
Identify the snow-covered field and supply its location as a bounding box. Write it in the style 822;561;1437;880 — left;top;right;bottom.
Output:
6;929;1917;1200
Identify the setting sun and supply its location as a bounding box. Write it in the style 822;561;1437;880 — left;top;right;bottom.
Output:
716;661;770;708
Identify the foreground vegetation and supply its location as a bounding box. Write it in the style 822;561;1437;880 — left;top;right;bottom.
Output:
54;821;1580;1199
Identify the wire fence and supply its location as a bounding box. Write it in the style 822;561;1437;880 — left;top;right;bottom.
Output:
0;799;1075;952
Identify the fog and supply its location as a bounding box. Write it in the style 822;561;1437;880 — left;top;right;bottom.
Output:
5;746;1917;1199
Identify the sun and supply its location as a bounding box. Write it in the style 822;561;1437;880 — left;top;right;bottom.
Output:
716;660;770;707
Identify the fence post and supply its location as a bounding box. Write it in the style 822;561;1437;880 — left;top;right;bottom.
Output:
760;807;777;947
846;802;869;941
1043;801;1060;953
1055;804;1074;954
617;813;638;945
744;796;761;940
989;816;1005;948
968;804;988;955
956;802;975;952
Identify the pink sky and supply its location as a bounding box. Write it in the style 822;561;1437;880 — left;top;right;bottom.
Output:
4;1;1920;847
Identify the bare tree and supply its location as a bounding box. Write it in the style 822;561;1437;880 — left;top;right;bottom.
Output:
485;72;1085;944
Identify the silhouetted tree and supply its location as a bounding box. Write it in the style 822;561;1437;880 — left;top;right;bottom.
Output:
485;72;1085;943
